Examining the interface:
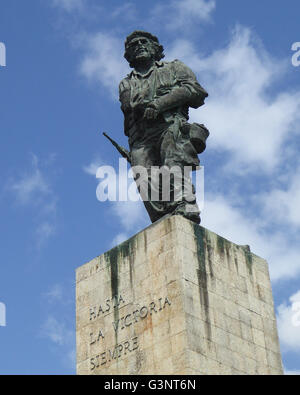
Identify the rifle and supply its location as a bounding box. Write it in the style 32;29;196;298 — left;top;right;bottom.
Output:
102;132;131;164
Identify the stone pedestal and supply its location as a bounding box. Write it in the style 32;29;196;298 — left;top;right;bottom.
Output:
76;215;283;375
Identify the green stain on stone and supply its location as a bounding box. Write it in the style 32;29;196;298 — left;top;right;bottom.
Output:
104;235;135;344
193;224;212;341
104;237;135;298
217;235;225;256
243;245;253;275
225;241;231;260
234;256;239;273
193;224;206;272
217;235;232;268
206;236;214;278
105;247;119;299
164;217;172;235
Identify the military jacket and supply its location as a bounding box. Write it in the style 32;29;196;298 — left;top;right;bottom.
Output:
119;60;208;139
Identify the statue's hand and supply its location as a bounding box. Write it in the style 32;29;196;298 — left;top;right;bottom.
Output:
143;103;159;120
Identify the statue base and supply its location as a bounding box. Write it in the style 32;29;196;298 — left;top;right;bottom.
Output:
76;215;283;375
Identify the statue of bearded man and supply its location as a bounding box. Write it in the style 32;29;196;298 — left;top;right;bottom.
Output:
119;31;209;224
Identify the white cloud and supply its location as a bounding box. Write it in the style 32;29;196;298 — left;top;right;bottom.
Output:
201;194;300;282
85;158;149;235
52;0;84;12
261;169;300;229
151;0;216;31
201;194;263;245
9;155;50;205
168;26;300;173
277;291;300;352
36;222;56;250
43;284;63;303
108;198;149;247
79;32;129;98
112;199;148;233
41;316;67;346
41;315;75;369
7;154;57;249
110;3;137;21
41;281;76;371
83;157;103;176
111;232;129;247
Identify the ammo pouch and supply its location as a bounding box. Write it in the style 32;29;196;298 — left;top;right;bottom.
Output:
181;122;210;154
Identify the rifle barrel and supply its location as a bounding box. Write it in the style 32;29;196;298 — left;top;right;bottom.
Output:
102;132;131;163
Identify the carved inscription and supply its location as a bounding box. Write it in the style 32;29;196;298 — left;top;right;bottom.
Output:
88;294;171;371
89;295;125;320
112;297;171;332
90;336;139;371
89;329;105;345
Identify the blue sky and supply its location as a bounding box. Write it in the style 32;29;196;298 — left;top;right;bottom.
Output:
0;0;300;375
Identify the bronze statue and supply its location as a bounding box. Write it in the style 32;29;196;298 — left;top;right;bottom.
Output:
108;31;209;224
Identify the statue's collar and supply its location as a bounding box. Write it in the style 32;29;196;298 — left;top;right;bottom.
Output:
130;61;164;78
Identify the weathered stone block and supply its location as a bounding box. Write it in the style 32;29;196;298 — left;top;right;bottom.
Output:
76;215;283;375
